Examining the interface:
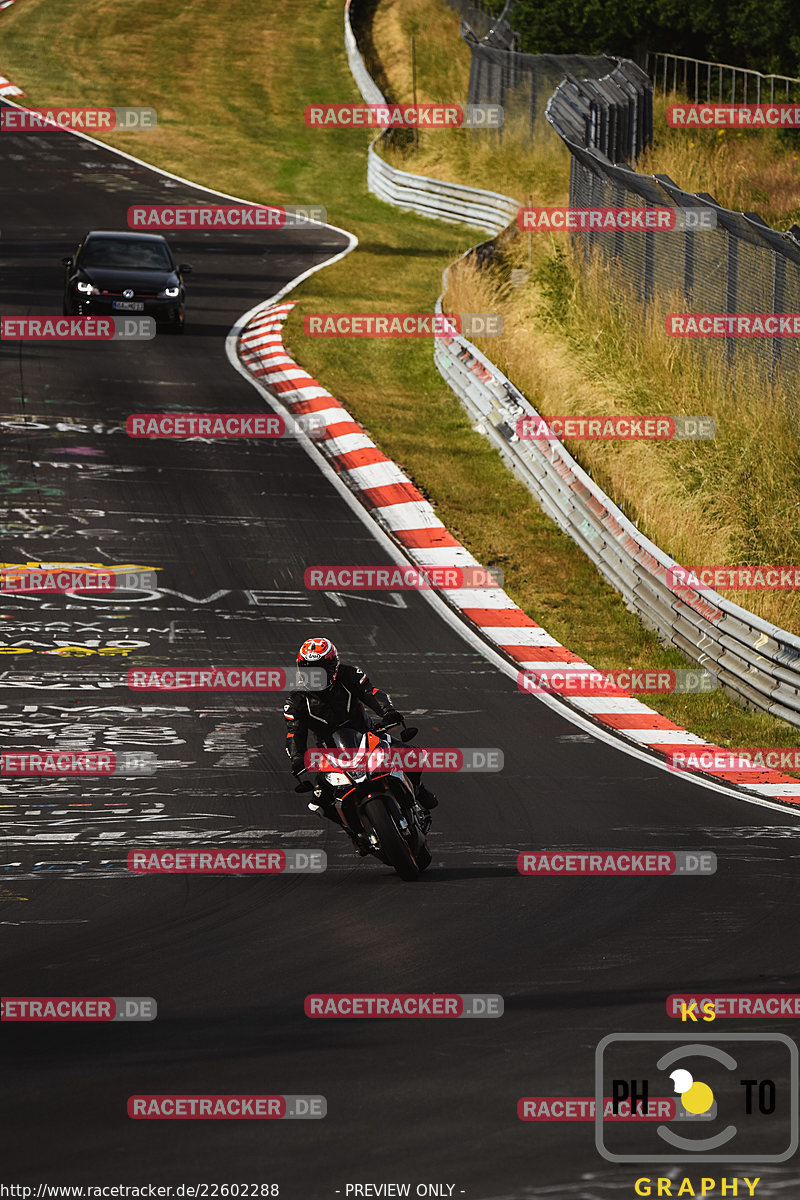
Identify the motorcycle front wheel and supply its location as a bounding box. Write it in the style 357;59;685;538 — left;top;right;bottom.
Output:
361;795;420;881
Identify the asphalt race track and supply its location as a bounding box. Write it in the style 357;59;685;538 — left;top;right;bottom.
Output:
3;108;800;1198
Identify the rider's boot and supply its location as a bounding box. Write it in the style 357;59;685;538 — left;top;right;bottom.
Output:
344;827;370;856
416;782;439;810
312;803;368;856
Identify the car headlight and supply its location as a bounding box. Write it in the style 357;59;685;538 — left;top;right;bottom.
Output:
76;281;99;295
161;286;180;298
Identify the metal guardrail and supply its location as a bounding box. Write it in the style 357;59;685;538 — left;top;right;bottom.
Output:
345;0;519;234
546;60;653;163
343;0;387;106
648;52;800;105
432;281;800;726
367;141;518;234
344;2;800;726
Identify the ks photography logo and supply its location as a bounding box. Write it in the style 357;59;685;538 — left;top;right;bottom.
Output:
595;1034;798;1163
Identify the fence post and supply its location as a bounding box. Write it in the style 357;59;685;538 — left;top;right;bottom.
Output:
529;64;537;139
725;228;738;370
684;225;695;305
771;251;786;375
644;221;655;302
613;182;626;263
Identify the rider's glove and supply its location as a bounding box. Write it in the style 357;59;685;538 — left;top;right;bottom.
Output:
382;708;404;727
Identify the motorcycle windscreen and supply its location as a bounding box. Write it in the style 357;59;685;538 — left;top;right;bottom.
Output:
331;726;379;782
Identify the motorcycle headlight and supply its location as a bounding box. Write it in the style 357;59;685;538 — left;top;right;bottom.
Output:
76;281;99;294
161;286;180;298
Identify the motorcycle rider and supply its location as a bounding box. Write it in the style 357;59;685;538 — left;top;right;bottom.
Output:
284;637;438;853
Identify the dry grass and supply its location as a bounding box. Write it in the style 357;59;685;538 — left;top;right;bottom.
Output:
642;93;800;227
372;0;569;203
5;0;800;743
372;0;470;103
445;236;800;632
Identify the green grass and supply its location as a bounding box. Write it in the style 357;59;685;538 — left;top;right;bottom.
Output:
3;0;800;753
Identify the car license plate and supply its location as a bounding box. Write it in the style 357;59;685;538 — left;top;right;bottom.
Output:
113;301;144;312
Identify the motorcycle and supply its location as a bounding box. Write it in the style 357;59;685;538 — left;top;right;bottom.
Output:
295;720;432;880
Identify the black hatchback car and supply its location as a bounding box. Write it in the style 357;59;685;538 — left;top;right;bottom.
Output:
62;231;191;331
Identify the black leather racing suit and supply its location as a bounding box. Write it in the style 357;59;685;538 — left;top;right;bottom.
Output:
284;663;396;776
283;663;434;810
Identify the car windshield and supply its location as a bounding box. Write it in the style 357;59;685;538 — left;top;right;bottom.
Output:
78;237;172;271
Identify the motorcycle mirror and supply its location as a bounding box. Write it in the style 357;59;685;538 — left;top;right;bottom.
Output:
294;780;315;793
400;726;419;742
